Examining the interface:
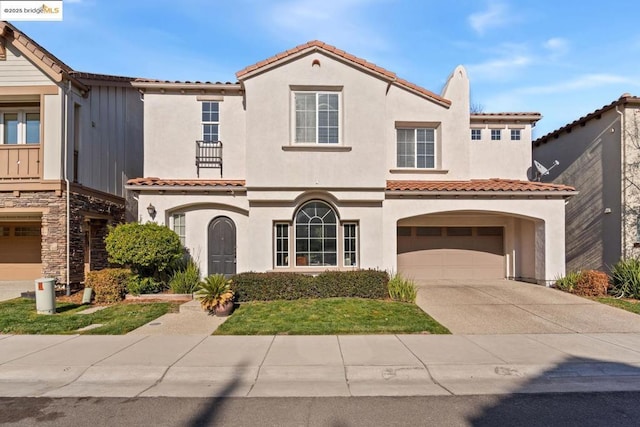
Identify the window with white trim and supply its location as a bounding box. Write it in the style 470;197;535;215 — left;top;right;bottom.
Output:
294;92;339;144
396;128;435;168
510;129;521;141
201;102;219;142
343;223;358;267
471;129;482;141
275;223;289;267
171;213;185;245
295;201;337;266
490;129;501;141
1;110;40;144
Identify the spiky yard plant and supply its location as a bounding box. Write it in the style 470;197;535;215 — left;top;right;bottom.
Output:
195;274;234;312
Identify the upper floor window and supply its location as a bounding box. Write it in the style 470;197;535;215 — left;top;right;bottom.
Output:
1;111;40;144
397;128;435;168
471;129;482;141
490;129;501;141
202;102;219;142
510;129;521;141
294;92;339;144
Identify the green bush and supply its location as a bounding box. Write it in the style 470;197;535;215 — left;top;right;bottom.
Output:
169;258;201;294
85;268;131;304
554;271;582;292
127;275;165;296
610;258;640;298
105;222;183;280
388;273;418;303
231;270;389;302
195;274;234;312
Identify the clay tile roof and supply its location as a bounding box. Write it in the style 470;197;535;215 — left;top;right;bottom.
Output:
126;177;246;187
235;40;450;106
534;94;640;145
386;179;575;192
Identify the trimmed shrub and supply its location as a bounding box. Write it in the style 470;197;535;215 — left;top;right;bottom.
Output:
231;272;315;301
85;268;131;304
127;275;165;296
554;271;581;293
388;273;418;303
555;270;608;297
610;258;640;298
169;258;201;294
105;222;183;279
231;269;389;302
315;270;389;299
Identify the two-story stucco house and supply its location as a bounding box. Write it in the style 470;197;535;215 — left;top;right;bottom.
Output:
0;22;143;285
127;41;575;285
533;94;640;272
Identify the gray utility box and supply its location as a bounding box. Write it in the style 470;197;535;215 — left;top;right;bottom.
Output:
35;278;56;315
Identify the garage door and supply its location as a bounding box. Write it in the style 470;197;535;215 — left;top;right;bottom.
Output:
397;226;504;280
0;222;42;280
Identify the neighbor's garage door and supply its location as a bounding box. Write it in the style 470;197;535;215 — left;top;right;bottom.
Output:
0;222;42;280
397;226;504;280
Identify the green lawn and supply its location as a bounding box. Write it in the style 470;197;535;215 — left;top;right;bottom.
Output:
214;298;450;335
594;296;640;315
0;298;179;335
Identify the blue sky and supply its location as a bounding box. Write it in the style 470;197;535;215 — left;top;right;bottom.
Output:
15;0;640;137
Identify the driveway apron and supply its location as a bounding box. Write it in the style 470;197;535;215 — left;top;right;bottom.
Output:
415;279;640;334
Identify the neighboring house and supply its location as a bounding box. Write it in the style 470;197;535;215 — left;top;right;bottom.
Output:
0;22;143;284
533;94;640;273
127;41;575;285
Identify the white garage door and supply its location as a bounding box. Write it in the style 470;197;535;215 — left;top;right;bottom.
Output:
397;226;504;280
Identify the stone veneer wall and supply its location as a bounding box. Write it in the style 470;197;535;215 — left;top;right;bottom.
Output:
68;191;125;284
0;189;125;284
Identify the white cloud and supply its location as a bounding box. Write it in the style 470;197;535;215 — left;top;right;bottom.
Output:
265;0;391;53
520;74;637;95
468;2;509;35
467;55;533;81
543;37;569;58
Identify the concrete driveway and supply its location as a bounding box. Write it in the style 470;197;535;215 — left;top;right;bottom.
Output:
416;279;640;334
0;281;32;302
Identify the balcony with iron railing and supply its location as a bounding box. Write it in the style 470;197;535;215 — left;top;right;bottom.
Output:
195;140;222;177
0;144;41;180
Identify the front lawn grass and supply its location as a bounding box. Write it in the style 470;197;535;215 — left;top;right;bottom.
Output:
594;296;640;315
214;298;450;335
0;298;179;335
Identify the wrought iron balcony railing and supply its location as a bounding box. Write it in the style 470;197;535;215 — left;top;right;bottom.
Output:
195;140;222;177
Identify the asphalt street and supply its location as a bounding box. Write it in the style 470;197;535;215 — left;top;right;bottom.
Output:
2;393;639;426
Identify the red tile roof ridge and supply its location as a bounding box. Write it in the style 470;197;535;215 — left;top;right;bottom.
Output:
235;40;450;106
386;178;575;192
127;177;246;187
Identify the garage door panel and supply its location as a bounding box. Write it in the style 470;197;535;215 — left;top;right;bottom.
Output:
397;226;504;280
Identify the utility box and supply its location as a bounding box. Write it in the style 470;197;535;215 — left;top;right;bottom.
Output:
35;278;56;315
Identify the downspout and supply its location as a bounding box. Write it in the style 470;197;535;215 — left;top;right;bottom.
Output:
63;80;71;295
616;105;626;260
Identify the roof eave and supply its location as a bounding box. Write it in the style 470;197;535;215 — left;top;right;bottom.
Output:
125;184;247;192
132;81;242;91
385;190;578;197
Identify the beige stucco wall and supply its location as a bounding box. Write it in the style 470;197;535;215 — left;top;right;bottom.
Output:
143;93;245;180
383;198;566;284
533;107;622;272
469;125;533;180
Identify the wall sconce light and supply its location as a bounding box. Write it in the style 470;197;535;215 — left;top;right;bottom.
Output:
146;203;157;219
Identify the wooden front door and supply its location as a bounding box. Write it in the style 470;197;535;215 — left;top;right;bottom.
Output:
208;216;236;276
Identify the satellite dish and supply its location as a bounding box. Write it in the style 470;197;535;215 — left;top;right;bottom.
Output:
533;160;559;181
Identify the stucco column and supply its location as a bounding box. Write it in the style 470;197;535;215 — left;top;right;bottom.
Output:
534;220;546;285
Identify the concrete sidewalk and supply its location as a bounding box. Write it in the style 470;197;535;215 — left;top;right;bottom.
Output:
2;333;640;398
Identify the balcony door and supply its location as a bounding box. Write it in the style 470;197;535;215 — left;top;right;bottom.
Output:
208;216;236;276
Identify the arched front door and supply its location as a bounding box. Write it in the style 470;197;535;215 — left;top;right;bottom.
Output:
208;216;236;276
